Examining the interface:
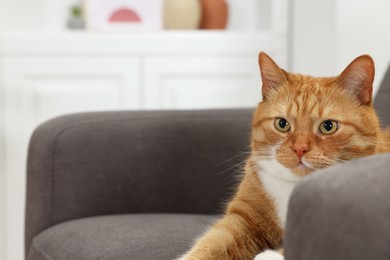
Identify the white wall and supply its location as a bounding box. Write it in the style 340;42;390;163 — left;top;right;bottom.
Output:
336;0;390;95
1;0;50;31
291;0;337;76
0;0;80;31
292;0;390;94
0;60;4;260
0;0;6;258
0;57;5;260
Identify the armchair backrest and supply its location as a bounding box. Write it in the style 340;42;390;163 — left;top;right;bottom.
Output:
374;63;390;127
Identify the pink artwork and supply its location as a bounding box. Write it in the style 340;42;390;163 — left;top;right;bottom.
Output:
109;8;141;23
85;0;162;30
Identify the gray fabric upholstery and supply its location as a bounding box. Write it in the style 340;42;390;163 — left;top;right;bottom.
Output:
26;109;253;258
29;214;217;260
285;153;390;260
374;63;390;127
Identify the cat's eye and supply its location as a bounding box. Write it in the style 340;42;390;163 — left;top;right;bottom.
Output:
274;118;291;132
319;120;338;135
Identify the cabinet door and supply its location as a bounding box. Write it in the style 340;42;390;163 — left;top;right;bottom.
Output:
144;55;262;109
4;57;140;126
3;56;139;260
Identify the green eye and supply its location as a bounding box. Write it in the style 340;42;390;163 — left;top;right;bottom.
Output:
319;120;338;135
275;118;291;132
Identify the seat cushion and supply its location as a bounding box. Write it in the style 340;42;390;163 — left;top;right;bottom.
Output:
28;214;218;260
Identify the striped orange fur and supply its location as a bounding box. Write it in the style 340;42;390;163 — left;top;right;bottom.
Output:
180;52;390;260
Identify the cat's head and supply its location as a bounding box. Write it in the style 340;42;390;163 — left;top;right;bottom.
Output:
253;52;380;177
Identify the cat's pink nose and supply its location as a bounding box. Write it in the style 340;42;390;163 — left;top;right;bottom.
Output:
292;144;309;160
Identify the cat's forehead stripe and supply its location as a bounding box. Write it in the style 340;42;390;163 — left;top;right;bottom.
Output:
285;90;323;117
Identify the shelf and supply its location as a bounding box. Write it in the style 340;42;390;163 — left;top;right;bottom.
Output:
0;31;287;56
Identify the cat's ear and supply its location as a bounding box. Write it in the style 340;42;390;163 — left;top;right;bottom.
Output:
336;55;375;105
258;52;288;100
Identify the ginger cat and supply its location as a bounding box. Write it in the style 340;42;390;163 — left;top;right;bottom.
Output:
180;52;390;260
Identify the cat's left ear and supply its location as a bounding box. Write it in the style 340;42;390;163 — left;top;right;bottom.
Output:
336;55;375;105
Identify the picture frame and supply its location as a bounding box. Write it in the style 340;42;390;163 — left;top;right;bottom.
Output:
84;0;163;31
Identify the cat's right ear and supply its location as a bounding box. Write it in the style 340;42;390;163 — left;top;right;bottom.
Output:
258;52;288;100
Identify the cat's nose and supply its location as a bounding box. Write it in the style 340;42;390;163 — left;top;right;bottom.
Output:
292;144;310;160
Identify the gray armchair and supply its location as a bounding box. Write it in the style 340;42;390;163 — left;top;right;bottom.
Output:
26;109;253;260
26;65;390;260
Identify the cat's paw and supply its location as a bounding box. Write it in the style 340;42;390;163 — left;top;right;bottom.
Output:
254;250;284;260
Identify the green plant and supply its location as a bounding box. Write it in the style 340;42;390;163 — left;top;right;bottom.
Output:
71;4;83;18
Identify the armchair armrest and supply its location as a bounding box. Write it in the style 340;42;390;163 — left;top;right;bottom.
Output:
25;109;253;254
285;153;390;260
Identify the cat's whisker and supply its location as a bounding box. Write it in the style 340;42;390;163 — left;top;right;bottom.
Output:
371;144;390;150
255;155;277;159
215;151;251;166
367;141;390;145
367;142;390;150
372;140;390;143
214;159;248;176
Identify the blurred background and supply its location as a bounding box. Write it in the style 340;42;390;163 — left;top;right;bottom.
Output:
0;0;389;259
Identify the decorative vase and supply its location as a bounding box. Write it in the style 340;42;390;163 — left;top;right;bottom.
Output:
200;0;228;29
164;0;202;30
67;17;85;30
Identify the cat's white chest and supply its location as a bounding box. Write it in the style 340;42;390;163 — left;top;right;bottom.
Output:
257;160;301;228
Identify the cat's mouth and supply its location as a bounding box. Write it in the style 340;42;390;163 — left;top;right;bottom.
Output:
296;161;310;169
291;159;315;176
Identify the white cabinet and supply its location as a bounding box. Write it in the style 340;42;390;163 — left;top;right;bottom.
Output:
0;31;288;260
144;55;261;109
